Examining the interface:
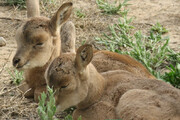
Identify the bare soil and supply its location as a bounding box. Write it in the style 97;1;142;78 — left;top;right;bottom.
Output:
0;0;179;119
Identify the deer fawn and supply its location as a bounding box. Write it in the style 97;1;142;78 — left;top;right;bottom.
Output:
12;2;74;101
12;1;154;102
46;44;180;120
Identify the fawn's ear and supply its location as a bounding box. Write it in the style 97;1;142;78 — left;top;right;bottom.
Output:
49;2;73;33
75;44;93;72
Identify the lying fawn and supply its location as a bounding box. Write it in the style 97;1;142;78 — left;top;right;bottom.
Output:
46;44;180;120
12;1;153;102
12;2;74;101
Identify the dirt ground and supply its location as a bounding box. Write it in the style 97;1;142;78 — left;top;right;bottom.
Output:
0;0;179;119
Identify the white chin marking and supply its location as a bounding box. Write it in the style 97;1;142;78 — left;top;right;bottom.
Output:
22;63;30;69
24;62;46;69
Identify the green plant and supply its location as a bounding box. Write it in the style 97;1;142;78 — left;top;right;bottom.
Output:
5;0;26;9
37;86;81;120
96;16;179;79
41;0;57;6
7;69;24;85
132;32;172;77
95;15;134;51
40;0;57;13
81;40;86;45
166;48;180;65
96;0;131;15
150;22;168;34
75;9;86;18
162;64;180;88
38;86;57;120
64;115;81;120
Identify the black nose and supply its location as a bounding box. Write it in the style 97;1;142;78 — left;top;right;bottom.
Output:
13;58;21;67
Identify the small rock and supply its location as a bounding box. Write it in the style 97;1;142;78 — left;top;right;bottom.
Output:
0;37;6;47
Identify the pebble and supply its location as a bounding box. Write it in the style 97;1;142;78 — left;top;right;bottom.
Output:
0;37;6;47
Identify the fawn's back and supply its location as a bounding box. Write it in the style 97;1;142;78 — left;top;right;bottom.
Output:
92;50;155;79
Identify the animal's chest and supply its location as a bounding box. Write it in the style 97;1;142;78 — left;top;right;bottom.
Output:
25;68;47;87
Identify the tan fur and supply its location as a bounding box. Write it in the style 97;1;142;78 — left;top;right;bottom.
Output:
46;44;180;120
13;2;74;101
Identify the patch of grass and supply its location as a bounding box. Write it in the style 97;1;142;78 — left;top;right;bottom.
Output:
95;15;134;51
166;49;180;65
95;16;180;81
128;31;171;77
5;0;26;9
5;0;57;9
38;86;82;120
75;9;86;18
38;86;57;120
7;69;24;85
41;0;57;6
150;22;168;34
81;40;86;45
40;0;57;12
96;0;131;15
162;64;180;88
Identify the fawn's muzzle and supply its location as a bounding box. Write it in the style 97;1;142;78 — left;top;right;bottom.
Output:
13;57;21;68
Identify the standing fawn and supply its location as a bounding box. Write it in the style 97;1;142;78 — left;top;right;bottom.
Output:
12;2;74;101
46;44;180;120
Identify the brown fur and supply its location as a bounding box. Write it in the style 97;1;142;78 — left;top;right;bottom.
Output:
61;21;76;53
26;0;40;18
92;50;155;79
13;2;155;103
46;44;180;120
13;2;74;101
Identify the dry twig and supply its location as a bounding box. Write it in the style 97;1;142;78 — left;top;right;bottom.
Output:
0;83;26;96
0;17;23;21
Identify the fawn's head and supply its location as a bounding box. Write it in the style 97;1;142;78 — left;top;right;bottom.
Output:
13;2;73;69
45;44;93;111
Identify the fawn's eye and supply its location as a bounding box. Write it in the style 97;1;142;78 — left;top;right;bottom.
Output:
61;84;69;89
36;43;43;46
33;42;44;49
61;86;67;89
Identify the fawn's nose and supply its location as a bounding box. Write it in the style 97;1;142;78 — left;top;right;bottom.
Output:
13;57;21;67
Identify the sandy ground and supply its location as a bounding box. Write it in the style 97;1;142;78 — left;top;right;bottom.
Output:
0;0;179;119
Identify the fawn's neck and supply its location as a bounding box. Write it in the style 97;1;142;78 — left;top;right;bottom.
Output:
77;64;107;109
